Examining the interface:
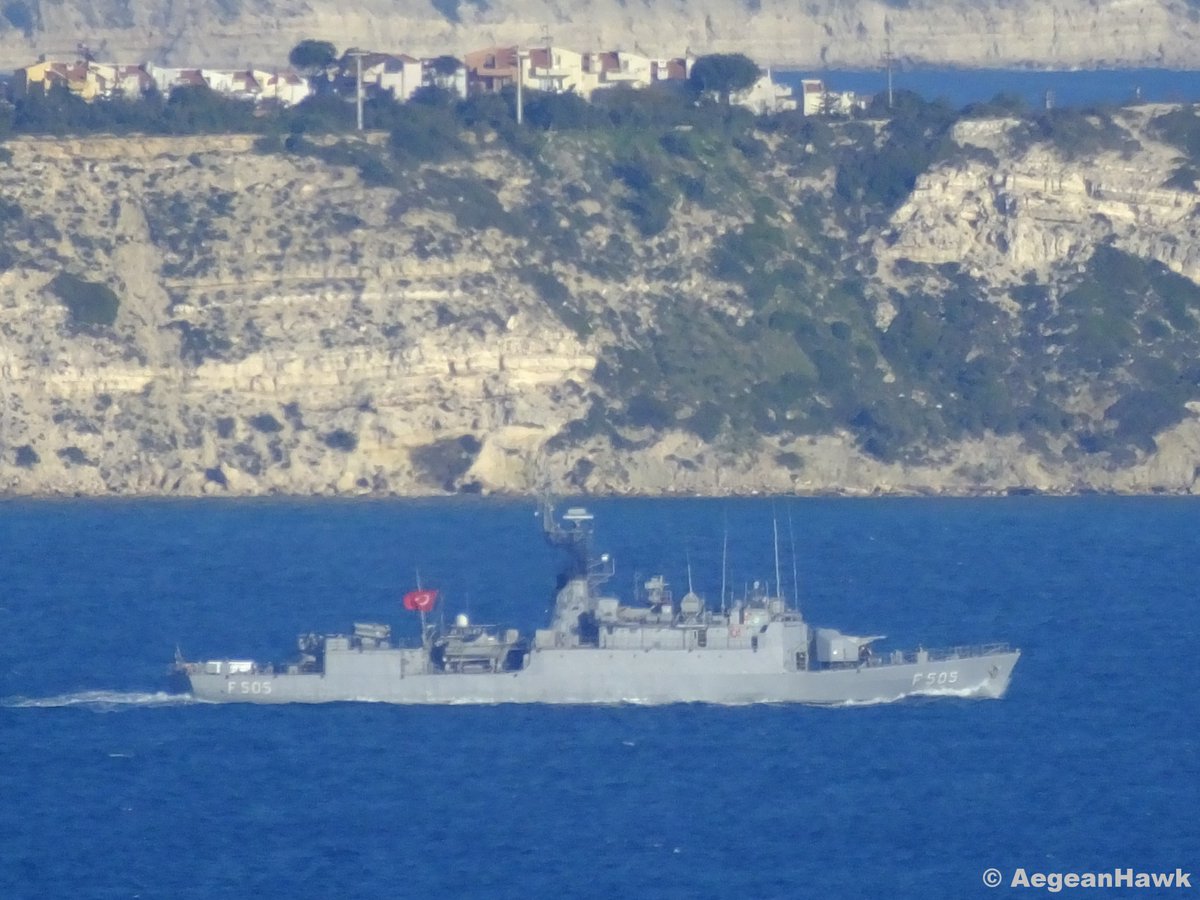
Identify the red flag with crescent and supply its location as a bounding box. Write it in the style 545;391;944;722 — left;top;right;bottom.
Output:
403;589;438;612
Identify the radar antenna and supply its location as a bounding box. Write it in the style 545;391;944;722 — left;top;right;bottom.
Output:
541;500;611;591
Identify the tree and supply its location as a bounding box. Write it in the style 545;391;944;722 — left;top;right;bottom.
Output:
288;39;337;76
427;55;462;77
689;53;761;105
2;0;35;36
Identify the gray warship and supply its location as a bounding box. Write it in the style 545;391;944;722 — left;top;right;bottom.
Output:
175;505;1020;705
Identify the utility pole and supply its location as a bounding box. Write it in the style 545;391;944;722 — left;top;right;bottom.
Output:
883;37;894;109
346;47;366;132
516;48;528;125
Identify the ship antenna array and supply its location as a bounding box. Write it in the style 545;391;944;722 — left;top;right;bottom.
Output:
787;505;800;615
773;513;783;604
720;527;728;616
541;500;591;576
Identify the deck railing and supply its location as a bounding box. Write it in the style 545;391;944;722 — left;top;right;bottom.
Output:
870;643;1014;667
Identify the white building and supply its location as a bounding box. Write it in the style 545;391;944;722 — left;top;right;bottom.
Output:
731;73;797;114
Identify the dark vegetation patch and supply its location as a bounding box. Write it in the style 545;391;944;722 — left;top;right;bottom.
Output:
49;273;120;329
322;429;358;452
249;413;283;434
409;435;481;491
6;68;1191;466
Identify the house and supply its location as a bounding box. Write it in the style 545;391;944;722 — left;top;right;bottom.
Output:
17;59;161;101
799;79;825;116
17;59;101;100
421;56;468;99
341;53;423;102
377;54;423;101
262;70;311;106
822;89;866;116
464;46;519;94
88;63;153;98
731;72;797;114
582;50;653;96
798;78;865;116
650;55;693;84
144;63;207;96
145;63;310;106
202;68;267;102
523;45;585;94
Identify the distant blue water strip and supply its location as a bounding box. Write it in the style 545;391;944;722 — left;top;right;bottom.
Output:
775;68;1200;110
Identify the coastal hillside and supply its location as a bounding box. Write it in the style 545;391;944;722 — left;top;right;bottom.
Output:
1;0;1199;70
5;91;1200;496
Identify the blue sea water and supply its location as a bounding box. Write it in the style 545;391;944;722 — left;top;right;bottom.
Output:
1;497;1197;899
776;67;1200;110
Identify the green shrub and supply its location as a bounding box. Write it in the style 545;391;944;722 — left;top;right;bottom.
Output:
1148;106;1200;163
322;429;358;452
612;151;679;236
524;90;606;130
834;97;957;215
711;216;786;282
172;322;231;365
625;393;676;429
57;446;94;466
1012;108;1140;160
49;273;120;328
775;451;803;469
249;413;283;433
518;268;590;338
0;197;23;223
422;172;510;232
660;128;706;160
409;435;480;490
389;104;466;165
687;402;726;441
3;1;34;34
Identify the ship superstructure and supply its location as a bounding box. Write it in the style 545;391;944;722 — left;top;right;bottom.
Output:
175;505;1020;704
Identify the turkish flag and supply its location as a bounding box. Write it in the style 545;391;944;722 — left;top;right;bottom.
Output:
403;589;438;612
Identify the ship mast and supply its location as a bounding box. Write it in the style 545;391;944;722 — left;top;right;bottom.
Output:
541;500;591;578
541;500;612;593
773;514;783;605
720;528;728;616
788;505;800;614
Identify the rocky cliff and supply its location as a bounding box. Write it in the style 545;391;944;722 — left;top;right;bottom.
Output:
4;104;1200;498
2;0;1200;70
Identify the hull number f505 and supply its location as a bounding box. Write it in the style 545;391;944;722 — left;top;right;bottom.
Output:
913;671;958;687
228;680;273;695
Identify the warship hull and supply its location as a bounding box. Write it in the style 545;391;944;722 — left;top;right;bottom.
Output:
183;646;1019;705
176;504;1021;706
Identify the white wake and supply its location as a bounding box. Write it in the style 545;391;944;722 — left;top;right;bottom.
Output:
818;684;995;708
2;690;200;711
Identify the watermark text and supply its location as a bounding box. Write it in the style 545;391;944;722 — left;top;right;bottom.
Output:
982;867;1192;891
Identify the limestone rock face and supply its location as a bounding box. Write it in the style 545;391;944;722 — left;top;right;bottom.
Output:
3;114;1200;499
879;110;1200;286
2;0;1200;70
0;134;596;497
